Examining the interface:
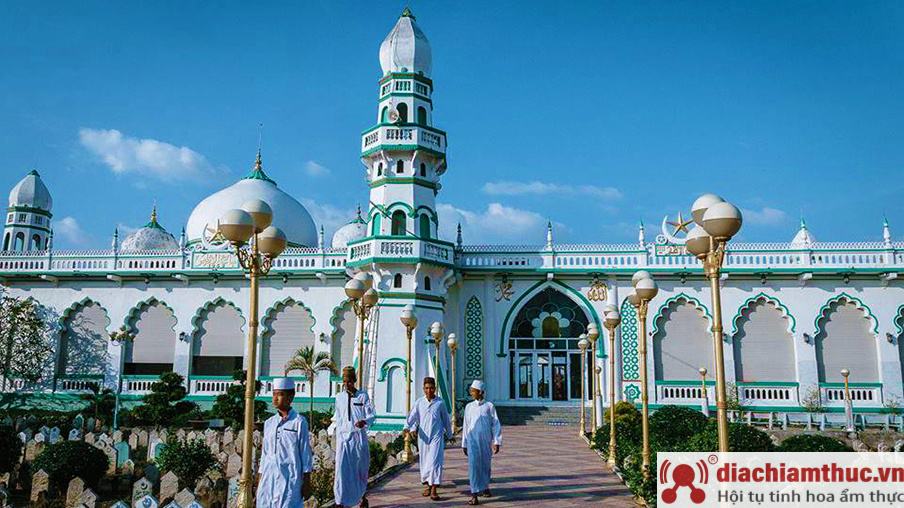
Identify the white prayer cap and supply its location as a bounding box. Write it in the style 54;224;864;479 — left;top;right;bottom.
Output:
470;380;485;392
272;378;295;391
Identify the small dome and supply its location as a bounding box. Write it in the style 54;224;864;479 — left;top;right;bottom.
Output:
331;206;367;248
790;219;815;247
185;152;318;248
379;8;432;77
9;170;52;211
120;207;179;251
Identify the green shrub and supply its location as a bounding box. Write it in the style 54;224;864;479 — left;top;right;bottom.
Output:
208;370;268;429
307;408;334;434
156;436;220;489
650;405;708;450
368;440;388;477
0;426;22;474
129;372;200;428
604;401;640;423
310;452;335;505
778;434;852;452
683;421;775;452
32;441;109;491
620;455;657;508
591;416;642;469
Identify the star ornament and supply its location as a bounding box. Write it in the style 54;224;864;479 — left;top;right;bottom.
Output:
667;212;693;235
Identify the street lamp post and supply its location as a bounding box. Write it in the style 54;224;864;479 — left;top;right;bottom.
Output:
219;200;287;508
447;333;458;433
841;368;854;432
699;367;710;417
628;271;658;477
577;337;590;437
686;194;743;453
430;322;444;378
587;323;601;431
345;273;378;390
400;304;418;463
603;308;621;468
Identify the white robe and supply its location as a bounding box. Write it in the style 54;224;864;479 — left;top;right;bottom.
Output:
256;409;313;508
329;389;376;506
461;399;502;494
404;396;452;486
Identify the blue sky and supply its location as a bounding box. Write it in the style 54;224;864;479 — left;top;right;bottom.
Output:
1;1;902;249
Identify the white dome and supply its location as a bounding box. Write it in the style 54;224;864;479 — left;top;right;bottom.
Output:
379;9;432;77
185;154;317;248
332;208;367;248
120;209;179;251
9;170;52;211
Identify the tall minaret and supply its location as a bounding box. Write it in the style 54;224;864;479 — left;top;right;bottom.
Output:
3;170;53;252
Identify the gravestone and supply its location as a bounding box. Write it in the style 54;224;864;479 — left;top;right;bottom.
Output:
111;501;129;508
136;429;149;448
159;471;179;505
49;427;61;444
121;459;135;477
94;442;117;474
193;477;214;506
33;433;45;444
72;414;84;430
222;428;235;447
115;441;130;467
86;418;95;433
128;432;139;450
132;477;153;504
226;477;240;508
96;433;112;447
174;489;197;507
84;433;95;445
144;464;160;486
137;494;159;508
66;477;85;508
17;432;27;444
68;429;82;441
79;488;98;508
187;431;199;442
38;426;50;440
225;453;242;478
148;438;163;461
112;430;124;443
30;469;49;503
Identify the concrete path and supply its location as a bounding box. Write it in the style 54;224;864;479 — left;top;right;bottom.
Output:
366;425;637;507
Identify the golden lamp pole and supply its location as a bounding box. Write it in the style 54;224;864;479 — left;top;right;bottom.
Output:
345;273;378;390
628;271;658;477
699;367;710;416
577;337;590;436
447;333;459;432
685;194;743;453
430;322;444;379
841;368;854;432
603;307;621;468
400;304;418;463
587;324;601;431
218;198;287;508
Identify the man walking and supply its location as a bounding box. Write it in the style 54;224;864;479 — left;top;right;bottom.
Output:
403;377;452;500
330;366;376;508
256;377;312;507
461;380;502;506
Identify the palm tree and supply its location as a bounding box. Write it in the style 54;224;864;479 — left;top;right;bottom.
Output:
284;345;337;422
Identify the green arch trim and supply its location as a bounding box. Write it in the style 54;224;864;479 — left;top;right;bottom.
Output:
813;292;879;336
190;297;246;338
378;357;408;382
729;292;796;337
895;304;904;338
260;296;317;338
328;299;354;337
123;297;177;334
415;205;438;224
650;293;714;338
497;279;602;357
385;201;416;217
59;297;111;333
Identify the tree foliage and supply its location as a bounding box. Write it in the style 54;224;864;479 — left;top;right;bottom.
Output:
0;425;22;474
284;345;337;423
156;436;220;489
0;294;54;387
32;441;109;491
128;372;199;427
208;370;268;428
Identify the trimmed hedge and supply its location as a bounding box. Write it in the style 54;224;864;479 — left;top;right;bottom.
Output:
683;421;775;453
32;441;109;491
650;405;708;450
778;434;852;452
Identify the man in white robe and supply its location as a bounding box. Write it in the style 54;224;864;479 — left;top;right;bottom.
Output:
256;377;313;508
329;367;376;508
403;376;452;500
461;380;502;506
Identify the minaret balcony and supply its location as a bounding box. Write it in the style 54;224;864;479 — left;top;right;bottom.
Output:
361;124;446;156
346;236;454;267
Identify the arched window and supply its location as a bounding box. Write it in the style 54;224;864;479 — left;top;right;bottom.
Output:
419;214;431;239
424;276;432;291
417;106;427;125
815;299;878;382
2;233;9;251
31;234;41;250
393;273;403;288
397;103;408;123
419;163;427;177
732;299;795;382
13;232;24;251
510;287;590;339
371;214;382;236
653;299;713;381
377;162;383;177
380;106;389;123
391;210;406;235
396;160;404;174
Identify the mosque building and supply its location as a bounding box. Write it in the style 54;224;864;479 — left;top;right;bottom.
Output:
2;10;903;430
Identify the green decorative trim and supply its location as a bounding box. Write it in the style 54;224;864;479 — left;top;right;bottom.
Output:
7;205;52;217
379;72;433;88
895;304;904;338
464;296;484;380
5;223;51;233
819;382;882;388
60;297;110;332
650;293;714;337
377;92;432;103
377;414;407;420
361;122;446;138
368;178;438;190
123;297;177;334
414;205;438;223
328;299;353;339
121;374;160;380
361;145;444;158
377;302;445;311
497;279;602;358
813;292;879;336
619;299;639;380
729;292;796;336
190;297;246;338
736;381;800;387
378;292;446;303
260;296;317;338
370;422;405;431
655;380;715;386
346;257;453;269
378;357;407;382
189;375;235;380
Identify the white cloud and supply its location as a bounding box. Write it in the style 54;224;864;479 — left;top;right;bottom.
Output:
53;217;87;244
482;180;622;200
303;160;331;177
79;128;214;182
741;206;787;226
300;198;355;240
437;202;557;244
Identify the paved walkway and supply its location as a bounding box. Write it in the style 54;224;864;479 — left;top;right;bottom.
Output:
367;425;636;507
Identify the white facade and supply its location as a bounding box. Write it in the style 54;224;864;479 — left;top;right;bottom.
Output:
2;11;904;430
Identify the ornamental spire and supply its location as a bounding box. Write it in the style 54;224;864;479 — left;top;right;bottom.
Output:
883;216;892;247
638;220;646;248
545;221;554;250
456;222;463;248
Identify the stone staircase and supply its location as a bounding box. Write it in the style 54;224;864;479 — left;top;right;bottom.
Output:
495;405;582;426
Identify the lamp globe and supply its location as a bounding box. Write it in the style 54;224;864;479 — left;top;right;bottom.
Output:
257;226;287;258
702;201;743;240
241;199;273;232
691;193;725;226
218;209;255;245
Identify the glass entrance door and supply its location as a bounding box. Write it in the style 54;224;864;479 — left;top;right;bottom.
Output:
536;353;551;399
552;352;568;401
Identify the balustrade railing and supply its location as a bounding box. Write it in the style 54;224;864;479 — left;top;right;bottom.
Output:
361;125;446;152
820;384;883;407
737;383;798;406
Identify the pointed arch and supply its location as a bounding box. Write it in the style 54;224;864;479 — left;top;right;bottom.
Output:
813;292;879;336
190;297;245;336
895;304;904;338
652;293;714;381
260;297;317;376
191;298;246;376
328;300;358;370
498;279;601;357
59;298;111;377
123;297;178;375
730;292;796;337
650;293;713;337
123;297;177;333
464;296;484;381
731;296;796;383
814;293;880;383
